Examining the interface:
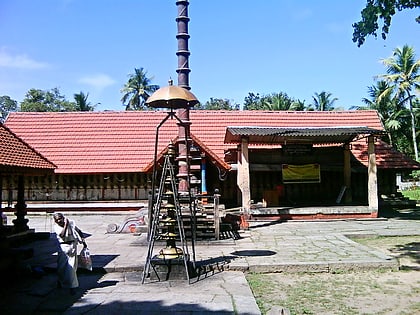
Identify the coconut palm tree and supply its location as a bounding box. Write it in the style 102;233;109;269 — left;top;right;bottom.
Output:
311;91;338;111
379;45;420;160
290;99;306;111
353;80;407;147
74;91;95;111
260;92;305;111
120;68;159;110
262;93;293;110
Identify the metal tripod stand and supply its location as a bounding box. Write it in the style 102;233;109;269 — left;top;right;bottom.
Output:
142;151;192;283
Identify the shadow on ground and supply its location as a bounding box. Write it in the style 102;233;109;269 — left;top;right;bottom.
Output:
390;241;420;271
0;234;121;315
378;206;420;220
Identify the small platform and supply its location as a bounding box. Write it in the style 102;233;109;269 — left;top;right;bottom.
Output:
247;205;376;221
149;256;195;281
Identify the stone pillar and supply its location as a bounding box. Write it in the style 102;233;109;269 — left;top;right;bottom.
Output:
367;136;378;212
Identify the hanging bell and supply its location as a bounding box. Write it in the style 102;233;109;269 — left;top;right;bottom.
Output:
158;246;183;259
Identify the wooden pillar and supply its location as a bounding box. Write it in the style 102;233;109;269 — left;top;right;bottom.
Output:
367;135;378;212
13;175;29;232
0;174;2;210
237;137;251;214
343;144;352;203
0;175;3;229
214;190;220;240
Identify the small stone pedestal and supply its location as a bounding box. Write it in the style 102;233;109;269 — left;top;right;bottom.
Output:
150;256;195;281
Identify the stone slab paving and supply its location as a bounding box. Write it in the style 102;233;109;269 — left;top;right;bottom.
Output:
2;212;418;314
25;214;419;274
61;271;258;315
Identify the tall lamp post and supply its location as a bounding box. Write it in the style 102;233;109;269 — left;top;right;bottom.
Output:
175;0;192;195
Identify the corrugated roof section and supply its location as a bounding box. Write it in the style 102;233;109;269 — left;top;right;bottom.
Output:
224;126;385;144
4;110;402;174
0;123;56;171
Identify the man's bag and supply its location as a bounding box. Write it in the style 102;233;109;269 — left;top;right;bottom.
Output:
78;247;93;271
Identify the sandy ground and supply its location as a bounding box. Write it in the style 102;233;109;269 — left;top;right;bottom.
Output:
249;235;420;315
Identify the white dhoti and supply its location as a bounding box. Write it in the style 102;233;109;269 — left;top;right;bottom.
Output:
57;242;79;288
54;218;82;289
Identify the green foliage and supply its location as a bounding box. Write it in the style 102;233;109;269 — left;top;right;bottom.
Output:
243;92;306;111
0;95;18;122
243;92;262;110
401;186;420;200
354;80;410;150
355;45;420;160
120;67;159;110
353;0;420;47
196;97;239;110
20;88;76;112
74;91;96;111
311;91;338;111
380;45;420;160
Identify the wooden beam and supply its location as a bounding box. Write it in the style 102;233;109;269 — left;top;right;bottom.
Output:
367;136;378;211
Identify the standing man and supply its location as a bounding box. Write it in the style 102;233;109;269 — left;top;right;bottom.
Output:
53;212;86;295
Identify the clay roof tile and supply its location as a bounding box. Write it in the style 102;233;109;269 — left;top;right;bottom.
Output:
5;110;413;173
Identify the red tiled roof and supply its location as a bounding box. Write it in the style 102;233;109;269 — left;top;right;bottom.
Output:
352;139;420;169
5;110;407;174
0;123;56;172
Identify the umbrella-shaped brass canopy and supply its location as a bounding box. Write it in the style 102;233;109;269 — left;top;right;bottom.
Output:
146;84;199;109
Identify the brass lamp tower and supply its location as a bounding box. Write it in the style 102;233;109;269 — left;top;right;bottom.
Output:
142;0;197;282
141;81;198;283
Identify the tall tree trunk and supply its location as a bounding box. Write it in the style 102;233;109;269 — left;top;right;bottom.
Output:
408;91;418;161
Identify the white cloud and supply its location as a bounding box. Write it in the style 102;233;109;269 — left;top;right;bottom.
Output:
78;74;116;90
0;48;49;69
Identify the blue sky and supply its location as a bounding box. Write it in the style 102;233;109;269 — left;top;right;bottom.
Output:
1;0;419;111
